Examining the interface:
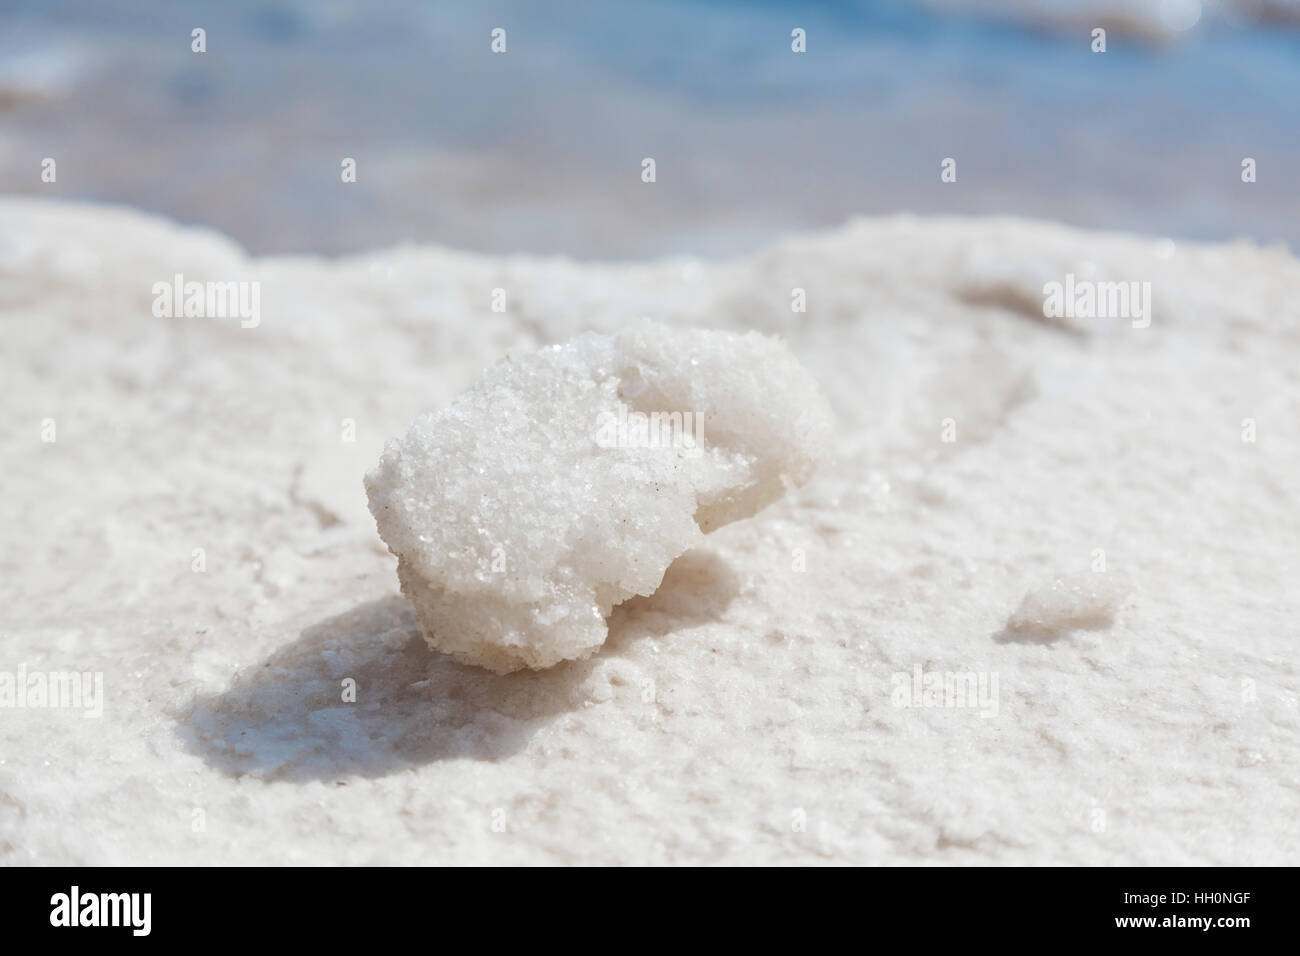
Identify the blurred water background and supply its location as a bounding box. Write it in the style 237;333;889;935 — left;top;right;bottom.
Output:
2;0;1298;257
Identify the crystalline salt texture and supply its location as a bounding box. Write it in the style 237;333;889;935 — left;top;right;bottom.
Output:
365;322;834;673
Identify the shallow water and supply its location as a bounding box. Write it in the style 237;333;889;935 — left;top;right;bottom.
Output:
2;0;1297;257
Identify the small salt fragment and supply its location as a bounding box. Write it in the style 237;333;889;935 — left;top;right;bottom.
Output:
366;322;833;673
1007;571;1129;636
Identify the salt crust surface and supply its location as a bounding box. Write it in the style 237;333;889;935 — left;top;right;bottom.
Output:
366;325;833;673
1;198;1297;864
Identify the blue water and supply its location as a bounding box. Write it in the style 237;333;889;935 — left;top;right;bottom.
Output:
2;0;1297;257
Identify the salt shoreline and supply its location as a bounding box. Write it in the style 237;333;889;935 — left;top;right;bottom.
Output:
1;198;1296;865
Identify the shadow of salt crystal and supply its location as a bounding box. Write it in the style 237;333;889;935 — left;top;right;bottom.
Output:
176;596;592;781
606;549;740;645
176;550;737;782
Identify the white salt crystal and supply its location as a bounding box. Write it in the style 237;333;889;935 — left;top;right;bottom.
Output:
365;323;833;673
1007;572;1129;636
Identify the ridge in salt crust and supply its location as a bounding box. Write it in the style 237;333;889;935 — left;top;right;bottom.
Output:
365;322;834;673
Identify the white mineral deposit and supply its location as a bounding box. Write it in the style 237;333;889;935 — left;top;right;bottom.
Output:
2;198;1297;865
365;324;833;673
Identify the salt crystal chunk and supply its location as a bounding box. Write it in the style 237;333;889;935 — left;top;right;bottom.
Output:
1007;572;1129;636
365;323;833;673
